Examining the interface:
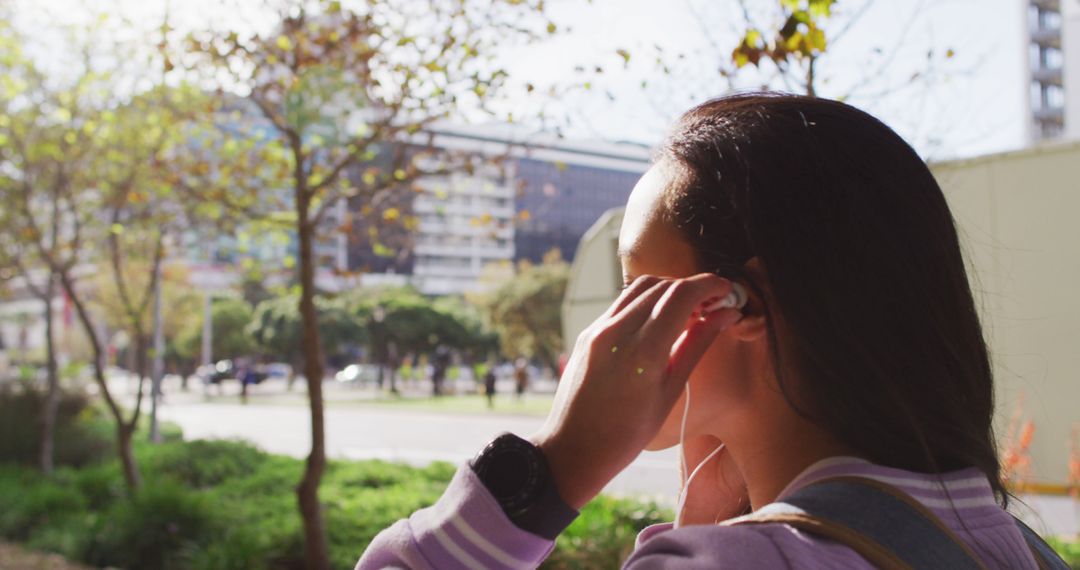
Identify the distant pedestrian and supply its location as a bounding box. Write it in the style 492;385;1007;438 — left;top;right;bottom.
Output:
484;368;497;409
513;358;529;399
432;346;451;396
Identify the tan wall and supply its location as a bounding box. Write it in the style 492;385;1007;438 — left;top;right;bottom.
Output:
564;141;1080;485
932;141;1080;485
562;209;624;353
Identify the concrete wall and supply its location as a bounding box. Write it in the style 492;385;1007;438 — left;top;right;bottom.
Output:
563;142;1080;485
932;140;1080;486
561;209;624;353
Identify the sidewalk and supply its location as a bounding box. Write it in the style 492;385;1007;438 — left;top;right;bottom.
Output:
100;370;557;414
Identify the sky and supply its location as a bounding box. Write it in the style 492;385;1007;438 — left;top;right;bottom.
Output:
13;0;1032;161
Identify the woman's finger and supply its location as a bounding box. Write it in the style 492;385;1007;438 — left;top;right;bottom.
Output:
641;274;734;349
603;275;663;319
663;308;742;400
605;279;675;333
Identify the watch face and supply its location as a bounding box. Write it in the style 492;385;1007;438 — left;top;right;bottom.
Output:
474;434;544;514
480;447;532;500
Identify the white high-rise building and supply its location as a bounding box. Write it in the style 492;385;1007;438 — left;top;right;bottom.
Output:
411;163;517;296
1063;0;1080;139
1025;0;1080;141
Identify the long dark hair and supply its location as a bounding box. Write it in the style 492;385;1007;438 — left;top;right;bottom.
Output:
659;92;1005;503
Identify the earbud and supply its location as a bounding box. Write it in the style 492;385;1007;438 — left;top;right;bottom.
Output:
700;282;748;314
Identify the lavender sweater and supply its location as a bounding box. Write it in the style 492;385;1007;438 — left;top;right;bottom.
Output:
357;456;1039;569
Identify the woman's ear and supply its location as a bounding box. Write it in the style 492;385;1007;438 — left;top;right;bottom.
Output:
731;257;768;342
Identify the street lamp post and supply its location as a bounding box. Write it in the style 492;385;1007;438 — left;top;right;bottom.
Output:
149;262;165;443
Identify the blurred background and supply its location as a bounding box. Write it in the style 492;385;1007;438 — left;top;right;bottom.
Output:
0;0;1077;568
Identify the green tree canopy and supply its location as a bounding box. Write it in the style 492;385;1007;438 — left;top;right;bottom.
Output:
247;294;363;365
478;250;568;371
174;297;256;365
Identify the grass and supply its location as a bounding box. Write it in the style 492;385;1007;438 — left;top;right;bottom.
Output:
357;393;552;416
196;388;554;417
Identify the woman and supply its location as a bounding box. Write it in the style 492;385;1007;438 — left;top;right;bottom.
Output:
357;94;1065;569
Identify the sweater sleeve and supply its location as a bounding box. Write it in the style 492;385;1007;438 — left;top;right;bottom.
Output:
624;523;791;569
356;464;561;570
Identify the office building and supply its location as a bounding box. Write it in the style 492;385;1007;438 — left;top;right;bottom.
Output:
1026;0;1080;141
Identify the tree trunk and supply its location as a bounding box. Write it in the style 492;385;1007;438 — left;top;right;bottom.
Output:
295;187;330;570
57;269;142;492
39;273;60;475
117;423;140;490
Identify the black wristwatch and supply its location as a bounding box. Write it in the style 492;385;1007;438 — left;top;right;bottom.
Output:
470;432;578;540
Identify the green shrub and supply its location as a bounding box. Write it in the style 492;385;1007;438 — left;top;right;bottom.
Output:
25;512;99;561
0;433;677;570
0;385;111;468
66;463;126;509
182;525;270;570
543;495;672;570
0;473;86;540
82;481;220;570
141;438;270;489
1046;536;1080;569
208;453;307;569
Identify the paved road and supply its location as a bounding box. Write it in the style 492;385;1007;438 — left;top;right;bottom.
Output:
146;378;1077;535
156;397;683;503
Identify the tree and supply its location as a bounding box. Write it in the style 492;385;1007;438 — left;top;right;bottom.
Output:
92;261;201;376
0;19;144;484
247;293;363;384
476;249;568;373
175;296;256;367
0;8;229;489
349;287;495;394
0;220;61;476
181;1;555;565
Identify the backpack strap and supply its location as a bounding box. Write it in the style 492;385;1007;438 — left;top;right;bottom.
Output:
1012;514;1071;570
723;475;986;570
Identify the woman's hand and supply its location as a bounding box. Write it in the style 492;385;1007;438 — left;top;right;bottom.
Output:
530;274;742;509
678;434;749;525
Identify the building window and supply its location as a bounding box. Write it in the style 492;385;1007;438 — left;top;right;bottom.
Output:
1044;47;1063;69
1045;84;1065;109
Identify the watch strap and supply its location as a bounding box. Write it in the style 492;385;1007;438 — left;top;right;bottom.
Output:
508;473;579;540
470;433;579;540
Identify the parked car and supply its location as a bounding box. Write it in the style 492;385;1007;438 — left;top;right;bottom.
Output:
199;359;268;385
334;363;379;384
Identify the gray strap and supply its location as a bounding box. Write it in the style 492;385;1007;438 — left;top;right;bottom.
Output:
1012;515;1070;570
736;478;983;569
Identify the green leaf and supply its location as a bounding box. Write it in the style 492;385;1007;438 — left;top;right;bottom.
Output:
616;48;631;66
808;28;826;52
785;31;804;52
809;0;834;18
744;29;762;47
733;51;750;68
